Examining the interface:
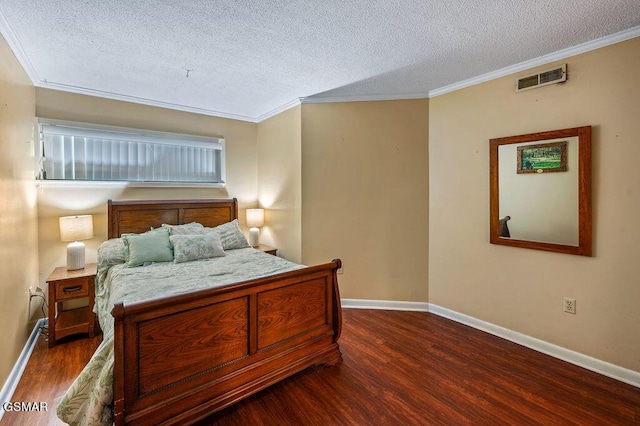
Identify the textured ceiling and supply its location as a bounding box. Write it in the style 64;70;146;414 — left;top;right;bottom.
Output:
1;1;639;122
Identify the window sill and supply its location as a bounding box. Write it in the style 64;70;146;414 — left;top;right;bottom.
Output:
36;180;226;189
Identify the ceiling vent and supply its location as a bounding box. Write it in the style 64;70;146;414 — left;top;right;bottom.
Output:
516;64;567;92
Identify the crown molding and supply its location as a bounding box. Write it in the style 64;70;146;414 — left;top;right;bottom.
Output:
301;92;428;105
429;25;640;98
0;8;40;83
254;98;303;122
3;7;638;124
37;81;259;122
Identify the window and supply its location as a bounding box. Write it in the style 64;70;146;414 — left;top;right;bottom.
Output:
37;120;225;185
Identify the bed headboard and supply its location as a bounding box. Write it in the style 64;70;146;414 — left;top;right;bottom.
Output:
107;198;239;239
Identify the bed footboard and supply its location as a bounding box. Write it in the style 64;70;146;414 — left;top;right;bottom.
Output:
112;259;342;425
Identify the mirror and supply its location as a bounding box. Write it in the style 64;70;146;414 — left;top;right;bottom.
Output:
490;126;592;256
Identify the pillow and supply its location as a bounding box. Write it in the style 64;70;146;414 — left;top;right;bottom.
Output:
203;219;250;250
97;238;126;270
122;227;173;267
170;233;226;263
161;222;204;236
122;227;167;261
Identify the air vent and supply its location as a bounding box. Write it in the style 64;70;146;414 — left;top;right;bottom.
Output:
516;64;566;92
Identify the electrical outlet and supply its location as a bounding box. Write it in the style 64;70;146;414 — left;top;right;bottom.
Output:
563;297;576;314
29;286;44;300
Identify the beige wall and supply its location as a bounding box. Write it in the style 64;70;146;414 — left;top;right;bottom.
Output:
429;37;640;372
0;34;38;388
301;100;429;301
35;89;259;288
256;105;302;263
4;21;636;392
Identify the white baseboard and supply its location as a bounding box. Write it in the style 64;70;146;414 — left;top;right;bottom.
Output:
340;298;639;388
341;298;429;312
0;318;45;422
427;304;640;388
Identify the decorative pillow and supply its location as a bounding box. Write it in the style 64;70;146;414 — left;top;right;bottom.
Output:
122;227;173;267
170;233;226;263
97;238;126;270
122;227;166;261
203;219;250;250
161;222;204;236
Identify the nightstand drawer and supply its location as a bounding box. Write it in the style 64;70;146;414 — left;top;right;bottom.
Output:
55;278;89;300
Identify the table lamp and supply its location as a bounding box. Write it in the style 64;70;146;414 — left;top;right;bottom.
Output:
59;215;94;270
246;208;264;248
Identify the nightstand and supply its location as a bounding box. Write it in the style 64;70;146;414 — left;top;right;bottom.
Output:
257;244;277;256
47;263;97;348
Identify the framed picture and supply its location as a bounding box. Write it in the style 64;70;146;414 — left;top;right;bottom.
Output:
517;141;567;174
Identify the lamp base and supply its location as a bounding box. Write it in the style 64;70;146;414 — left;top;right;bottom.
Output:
67;241;86;270
249;227;260;247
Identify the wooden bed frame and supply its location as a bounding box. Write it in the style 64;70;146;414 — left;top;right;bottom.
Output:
107;199;342;425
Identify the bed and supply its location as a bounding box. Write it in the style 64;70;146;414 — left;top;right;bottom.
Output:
57;198;342;425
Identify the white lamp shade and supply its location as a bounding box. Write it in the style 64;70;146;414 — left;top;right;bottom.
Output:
59;215;94;242
246;209;265;228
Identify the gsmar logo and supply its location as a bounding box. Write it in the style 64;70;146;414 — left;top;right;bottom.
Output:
3;401;48;412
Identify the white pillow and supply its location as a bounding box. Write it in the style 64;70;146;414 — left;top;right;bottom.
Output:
202;219;250;250
161;222;205;236
170;232;226;263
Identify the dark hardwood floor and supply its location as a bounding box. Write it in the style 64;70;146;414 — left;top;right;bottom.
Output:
3;331;102;426
3;309;640;425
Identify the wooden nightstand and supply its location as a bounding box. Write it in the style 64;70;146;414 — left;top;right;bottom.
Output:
47;263;97;348
257;244;277;256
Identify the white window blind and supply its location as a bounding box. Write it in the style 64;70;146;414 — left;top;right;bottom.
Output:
38;120;225;184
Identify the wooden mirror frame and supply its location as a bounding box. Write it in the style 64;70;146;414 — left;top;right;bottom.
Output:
490;126;592;256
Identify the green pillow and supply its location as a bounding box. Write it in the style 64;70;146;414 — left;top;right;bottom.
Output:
122;227;173;267
122;227;165;261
